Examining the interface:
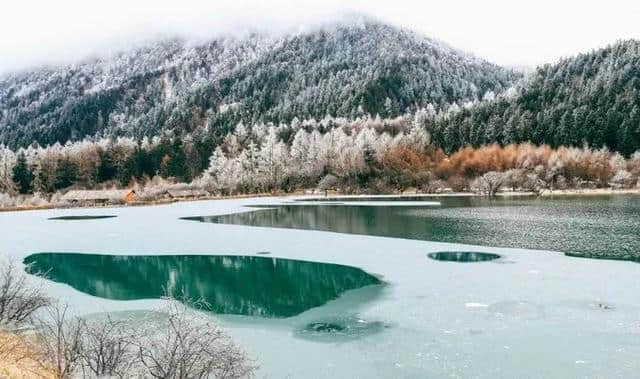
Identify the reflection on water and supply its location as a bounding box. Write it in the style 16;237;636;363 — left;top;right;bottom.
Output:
24;253;382;318
183;195;640;260
428;252;501;262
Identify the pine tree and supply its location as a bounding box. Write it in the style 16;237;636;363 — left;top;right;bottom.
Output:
97;150;118;183
54;158;78;190
168;138;189;181
12;153;34;194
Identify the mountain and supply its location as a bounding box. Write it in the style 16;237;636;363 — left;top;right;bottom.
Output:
0;16;520;148
429;40;640;155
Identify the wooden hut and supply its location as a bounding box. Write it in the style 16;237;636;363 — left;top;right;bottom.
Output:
61;189;137;205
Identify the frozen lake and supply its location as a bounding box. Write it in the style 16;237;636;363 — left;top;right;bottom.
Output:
1;196;640;378
189;195;640;261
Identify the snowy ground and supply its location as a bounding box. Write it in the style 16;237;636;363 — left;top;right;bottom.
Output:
1;196;639;378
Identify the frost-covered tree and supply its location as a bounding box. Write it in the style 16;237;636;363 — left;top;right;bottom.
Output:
257;129;288;191
290;129;311;180
0;146;16;193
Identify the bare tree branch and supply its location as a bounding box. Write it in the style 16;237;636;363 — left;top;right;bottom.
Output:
134;296;256;379
0;260;51;329
37;302;84;379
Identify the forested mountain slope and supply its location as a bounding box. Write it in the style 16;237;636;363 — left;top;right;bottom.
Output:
430;40;640;155
0;17;519;148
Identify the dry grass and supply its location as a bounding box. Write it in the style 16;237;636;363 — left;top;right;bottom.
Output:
0;331;53;379
0;204;59;213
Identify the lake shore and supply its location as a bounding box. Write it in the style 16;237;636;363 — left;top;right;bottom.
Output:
0;187;638;213
0;192;281;213
300;187;640;201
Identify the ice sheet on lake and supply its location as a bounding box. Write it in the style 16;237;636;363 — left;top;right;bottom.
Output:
0;195;639;378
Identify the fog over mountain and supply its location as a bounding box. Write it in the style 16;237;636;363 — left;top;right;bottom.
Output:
3;0;640;73
0;16;521;147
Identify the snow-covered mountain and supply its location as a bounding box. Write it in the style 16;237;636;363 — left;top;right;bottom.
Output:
0;16;520;148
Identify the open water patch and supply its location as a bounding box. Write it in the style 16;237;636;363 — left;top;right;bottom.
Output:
23;253;383;318
48;215;117;220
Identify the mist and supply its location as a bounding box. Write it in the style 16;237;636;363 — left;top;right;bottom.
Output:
2;0;640;74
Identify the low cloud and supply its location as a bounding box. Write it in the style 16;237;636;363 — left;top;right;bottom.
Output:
1;0;640;74
0;0;364;73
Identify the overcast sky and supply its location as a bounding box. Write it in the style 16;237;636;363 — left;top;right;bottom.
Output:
2;0;640;73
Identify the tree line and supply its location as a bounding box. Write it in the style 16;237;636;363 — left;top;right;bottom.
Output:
1;133;216;195
1;114;638;203
201;118;640;195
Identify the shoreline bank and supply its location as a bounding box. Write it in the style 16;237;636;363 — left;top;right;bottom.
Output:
0;187;638;213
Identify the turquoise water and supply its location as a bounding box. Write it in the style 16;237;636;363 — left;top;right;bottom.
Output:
24;253;382;318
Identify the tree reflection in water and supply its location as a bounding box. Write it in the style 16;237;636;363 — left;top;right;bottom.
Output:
24;253;382;318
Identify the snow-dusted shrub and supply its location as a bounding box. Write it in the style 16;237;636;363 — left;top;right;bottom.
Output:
0;193;17;208
18;192;49;207
48;191;65;205
0;193;50;208
470;171;506;196
134;299;255;379
553;175;569;190
446;175;467;192
368;178;394;194
316;174;339;195
610;169;634;188
37;298;255;379
503;169;525;191
502;168;544;194
629;152;640;179
422;179;448;194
